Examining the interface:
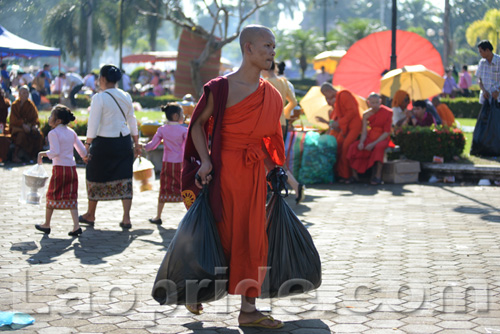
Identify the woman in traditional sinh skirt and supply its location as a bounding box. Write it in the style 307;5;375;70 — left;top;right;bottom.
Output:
79;64;142;230
35;105;87;236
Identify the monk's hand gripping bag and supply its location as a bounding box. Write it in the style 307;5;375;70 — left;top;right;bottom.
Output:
261;167;322;298
152;185;228;305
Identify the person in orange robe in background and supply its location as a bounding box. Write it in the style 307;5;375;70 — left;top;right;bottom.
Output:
9;86;44;162
316;83;362;182
347;93;392;185
186;25;285;329
432;96;456;127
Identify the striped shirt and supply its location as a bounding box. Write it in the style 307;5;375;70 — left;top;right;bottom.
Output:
476;53;500;103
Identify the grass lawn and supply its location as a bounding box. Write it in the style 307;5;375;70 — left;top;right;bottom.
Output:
37;111;499;165
39;109;166;123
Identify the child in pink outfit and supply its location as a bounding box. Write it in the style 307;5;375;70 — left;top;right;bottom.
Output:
144;103;187;225
35;105;87;237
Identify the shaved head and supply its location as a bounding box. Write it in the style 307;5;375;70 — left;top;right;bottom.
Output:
320;82;337;94
239;25;274;54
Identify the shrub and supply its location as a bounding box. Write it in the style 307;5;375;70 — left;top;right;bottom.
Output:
441;97;481;119
46;94;91;108
392;125;466;162
47;93;180;109
132;95;180;109
39;118;88;137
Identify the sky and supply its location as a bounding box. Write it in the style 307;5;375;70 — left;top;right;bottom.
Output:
277;0;447;31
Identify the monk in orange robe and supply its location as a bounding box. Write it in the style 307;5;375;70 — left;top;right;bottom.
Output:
9;86;43;162
347;93;392;184
432;96;456;127
316;83;362;182
187;25;285;329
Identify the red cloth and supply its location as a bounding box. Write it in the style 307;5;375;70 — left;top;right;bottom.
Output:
159;162;182;203
329;90;363;179
347;105;393;174
217;79;284;297
182;77;228;219
46;166;78;209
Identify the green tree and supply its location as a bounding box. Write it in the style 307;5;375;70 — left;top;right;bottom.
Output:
140;0;271;96
336;18;385;48
466;9;500;52
43;0;107;74
276;29;323;79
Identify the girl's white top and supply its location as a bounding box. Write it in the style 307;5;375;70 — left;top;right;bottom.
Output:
47;124;87;166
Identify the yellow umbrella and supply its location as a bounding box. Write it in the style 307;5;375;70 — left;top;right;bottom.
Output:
313;50;347;74
380;64;444;100
299;86;330;130
300;86;368;131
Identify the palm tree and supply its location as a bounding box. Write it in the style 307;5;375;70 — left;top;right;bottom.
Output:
43;0;107;74
336;18;385;49
277;29;324;79
466;9;500;52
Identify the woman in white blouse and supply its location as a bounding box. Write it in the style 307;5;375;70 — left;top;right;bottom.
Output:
79;64;141;229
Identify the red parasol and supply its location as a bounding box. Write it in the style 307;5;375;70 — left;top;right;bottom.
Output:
332;30;444;99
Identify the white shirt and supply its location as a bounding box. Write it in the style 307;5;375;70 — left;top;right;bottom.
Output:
64;73;84;90
87;88;139;139
47;124;87;166
392;106;406;125
316;72;331;85
83;74;95;90
122;74;131;92
476;53;500;103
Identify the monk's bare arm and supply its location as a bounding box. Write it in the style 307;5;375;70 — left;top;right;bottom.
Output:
191;92;214;186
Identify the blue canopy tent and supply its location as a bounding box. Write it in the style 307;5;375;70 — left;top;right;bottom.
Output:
0;25;61;70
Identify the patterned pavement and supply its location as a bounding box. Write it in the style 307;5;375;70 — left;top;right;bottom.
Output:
1;163;500;333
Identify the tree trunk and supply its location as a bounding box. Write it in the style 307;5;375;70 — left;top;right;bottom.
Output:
79;5;86;75
149;27;158;51
190;38;216;98
86;0;93;74
443;0;450;69
300;54;307;80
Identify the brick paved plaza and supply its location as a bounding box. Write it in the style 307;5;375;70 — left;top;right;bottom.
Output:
1;164;500;333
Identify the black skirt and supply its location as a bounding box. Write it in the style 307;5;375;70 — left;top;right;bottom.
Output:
86;135;133;201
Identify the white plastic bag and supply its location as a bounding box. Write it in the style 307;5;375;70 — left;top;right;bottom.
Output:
133;157;155;192
21;164;49;205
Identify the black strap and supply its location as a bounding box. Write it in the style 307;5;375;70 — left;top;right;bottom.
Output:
104;91;127;123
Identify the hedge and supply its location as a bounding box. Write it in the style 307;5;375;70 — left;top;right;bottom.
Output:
46;94;180;109
392;125;466;162
441;97;481;119
132;95;180;108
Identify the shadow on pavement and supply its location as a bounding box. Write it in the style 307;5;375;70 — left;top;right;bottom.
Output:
183;318;330;333
438;185;500;223
138;223;177;250
71;227;155;264
337;183;414;197
24;235;74;264
24;228;158;264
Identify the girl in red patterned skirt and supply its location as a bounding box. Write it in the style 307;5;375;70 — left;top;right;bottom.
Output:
35;105;87;236
144;103;187;225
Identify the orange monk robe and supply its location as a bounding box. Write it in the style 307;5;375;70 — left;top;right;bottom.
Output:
329;90;362;179
347;105;392;174
218;79;285;297
9;99;43;158
436;103;456;127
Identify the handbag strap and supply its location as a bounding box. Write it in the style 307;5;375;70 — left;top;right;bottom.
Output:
104;91;127;122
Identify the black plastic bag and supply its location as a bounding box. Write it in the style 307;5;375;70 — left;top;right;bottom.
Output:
471;99;500;157
152;185;228;305
260;167;322;298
